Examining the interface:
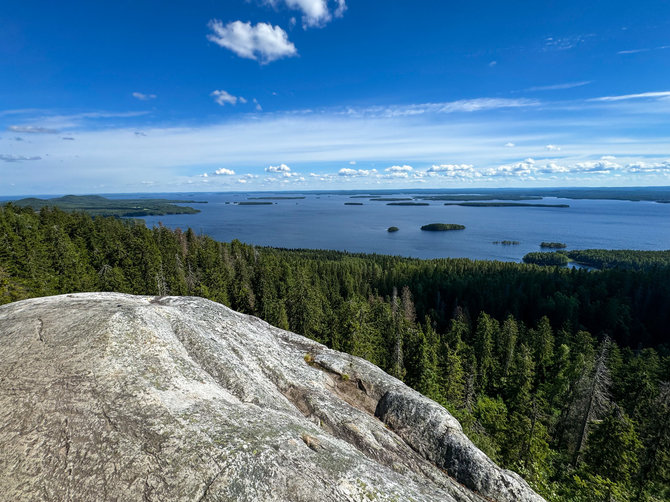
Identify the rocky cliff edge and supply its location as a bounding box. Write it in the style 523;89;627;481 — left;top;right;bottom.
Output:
0;293;546;502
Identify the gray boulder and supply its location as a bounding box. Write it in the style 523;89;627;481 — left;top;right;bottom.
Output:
0;293;546;502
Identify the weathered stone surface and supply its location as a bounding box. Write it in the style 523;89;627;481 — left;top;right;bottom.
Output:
0;293;546;502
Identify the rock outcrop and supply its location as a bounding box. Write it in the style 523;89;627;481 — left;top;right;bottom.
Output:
0;293;546;502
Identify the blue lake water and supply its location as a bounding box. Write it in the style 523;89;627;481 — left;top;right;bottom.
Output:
3;191;669;261
102;191;670;262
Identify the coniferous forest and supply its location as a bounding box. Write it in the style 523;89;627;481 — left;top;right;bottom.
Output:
1;204;669;501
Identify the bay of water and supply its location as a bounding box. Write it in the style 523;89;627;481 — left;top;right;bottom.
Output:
112;191;670;262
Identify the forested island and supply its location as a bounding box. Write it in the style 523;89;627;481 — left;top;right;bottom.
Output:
541;242;568;249
420;194;543;202
370;197;413;201
493;240;520;245
1;204;669;502
421;223;466;231
387;202;430;206
387;226;399;232
444;202;570;208
11;194;201;217
344;202;364;205
248;196;305;200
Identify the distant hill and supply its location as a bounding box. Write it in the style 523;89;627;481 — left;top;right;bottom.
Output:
10;194;201;217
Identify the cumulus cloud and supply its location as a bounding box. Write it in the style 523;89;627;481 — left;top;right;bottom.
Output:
486;158;536;177
253;98;262;111
207;20;297;64
573;160;621;174
505;142;515;148
0;154;42;162
545;144;561;151
385;165;413;172
214;167;236;175
266;163;292;172
211;90;245;106
266;1;346;28
338;168;376;176
626;161;670;173
7;125;59;134
427;164;479;178
479;157;633;178
132;92;156;101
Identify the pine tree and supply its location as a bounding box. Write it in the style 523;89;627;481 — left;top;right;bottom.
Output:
583;406;641;484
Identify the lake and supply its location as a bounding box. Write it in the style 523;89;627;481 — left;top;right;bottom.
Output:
107;191;670;262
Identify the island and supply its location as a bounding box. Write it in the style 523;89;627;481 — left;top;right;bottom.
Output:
541;242;568;249
248;196;305;200
387;202;430;206
420;194;543;202
420;223;466;231
370;197;414;202
237;201;274;205
10;194;201;217
344;202;364;205
387;226;399;232
493;240;520;245
444;202;569;208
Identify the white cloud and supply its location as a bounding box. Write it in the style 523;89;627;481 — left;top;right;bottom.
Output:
486;158;536;177
338;168;376;176
526;81;591;92
543;35;588;51
334;0;346;17
7;125;59;134
545;144;561;151
266;163;292;172
505;142;515;148
573;160;621;173
590;91;670;102
0;154;42;162
207;20;297;64
132;92;156;101
427;164;479;178
214;167;236;175
253;98;262;111
211;90;245;106
350;98;539;118
266;1;346;28
385;165;413;172
348;160;356;165
625;161;670;173
618;45;670;55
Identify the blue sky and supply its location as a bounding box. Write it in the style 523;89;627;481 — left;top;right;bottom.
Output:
1;0;670;194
